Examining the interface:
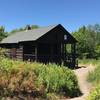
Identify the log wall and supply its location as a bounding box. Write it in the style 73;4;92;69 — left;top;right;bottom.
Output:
6;46;23;60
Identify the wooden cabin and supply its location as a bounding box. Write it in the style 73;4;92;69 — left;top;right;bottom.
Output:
0;24;78;68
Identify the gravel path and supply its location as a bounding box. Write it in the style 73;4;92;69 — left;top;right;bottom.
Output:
68;64;94;100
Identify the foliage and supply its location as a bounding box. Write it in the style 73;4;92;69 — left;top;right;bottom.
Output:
95;45;100;58
0;57;81;99
36;63;81;97
72;24;100;59
0;26;8;41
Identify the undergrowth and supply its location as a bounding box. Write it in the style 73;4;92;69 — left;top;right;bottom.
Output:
0;57;81;99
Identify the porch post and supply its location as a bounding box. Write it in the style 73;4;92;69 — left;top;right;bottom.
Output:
61;43;64;61
64;43;66;57
71;43;76;68
50;44;53;62
35;45;37;61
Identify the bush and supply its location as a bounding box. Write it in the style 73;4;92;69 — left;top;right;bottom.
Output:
36;63;81;97
0;57;81;99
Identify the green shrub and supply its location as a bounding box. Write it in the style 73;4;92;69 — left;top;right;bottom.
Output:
36;63;81;97
0;57;81;99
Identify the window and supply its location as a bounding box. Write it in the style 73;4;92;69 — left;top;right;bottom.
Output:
64;35;67;40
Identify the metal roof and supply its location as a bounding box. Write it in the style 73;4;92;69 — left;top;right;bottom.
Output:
1;25;57;44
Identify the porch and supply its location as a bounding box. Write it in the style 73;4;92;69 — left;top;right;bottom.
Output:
23;43;78;68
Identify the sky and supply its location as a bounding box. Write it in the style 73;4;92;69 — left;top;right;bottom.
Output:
0;0;100;32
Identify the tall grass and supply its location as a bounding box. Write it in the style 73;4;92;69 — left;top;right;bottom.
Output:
0;57;81;99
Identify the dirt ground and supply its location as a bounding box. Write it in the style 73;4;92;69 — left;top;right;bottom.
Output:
67;64;95;100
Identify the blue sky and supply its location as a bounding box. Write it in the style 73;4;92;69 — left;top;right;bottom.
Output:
0;0;100;32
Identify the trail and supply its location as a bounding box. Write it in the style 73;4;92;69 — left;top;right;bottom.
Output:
68;64;94;100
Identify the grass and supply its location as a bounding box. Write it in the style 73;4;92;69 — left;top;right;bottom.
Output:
0;57;81;99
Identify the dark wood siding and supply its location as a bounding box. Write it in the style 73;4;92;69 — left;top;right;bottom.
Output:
37;25;77;44
6;46;23;60
16;46;23;60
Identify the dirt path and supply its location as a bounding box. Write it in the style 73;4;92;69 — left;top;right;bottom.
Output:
68;64;95;100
